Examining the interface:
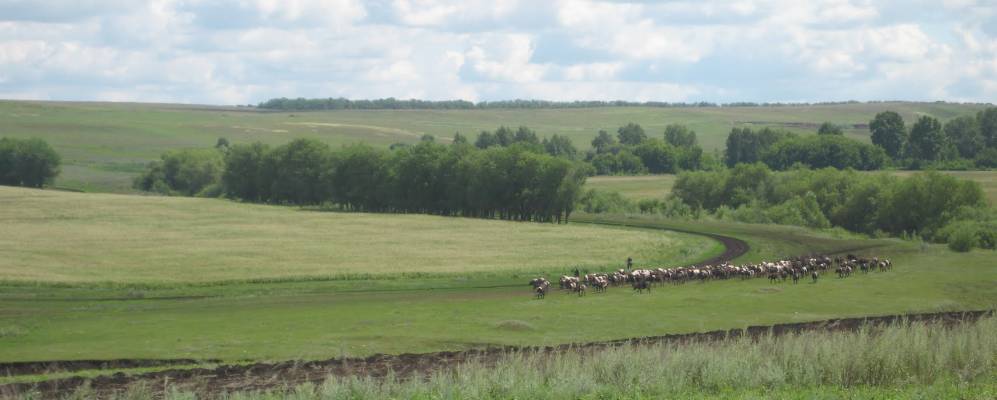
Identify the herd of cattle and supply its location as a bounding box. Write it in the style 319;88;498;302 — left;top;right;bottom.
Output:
529;254;893;298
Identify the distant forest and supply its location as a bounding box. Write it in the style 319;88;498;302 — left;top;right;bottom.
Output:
256;97;992;111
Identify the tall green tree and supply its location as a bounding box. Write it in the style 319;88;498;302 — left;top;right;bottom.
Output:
977;107;997;148
817;122;843;136
617;123;647;146
906;116;946;161
222;142;270;202
632;139;677;173
0;137;61;188
542;134;577;159
266;138;333;205
664;124;697;147
724;127;791;167
591;130;617;154
513;126;540;145
869;111;907;159
494;126;514;147
944;115;982;159
331;144;391;211
475;131;499;149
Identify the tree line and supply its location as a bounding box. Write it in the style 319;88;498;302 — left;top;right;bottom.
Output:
135;135;588;223
867;109;997;168
0;137;61;188
585;123;715;175
724;127;888;171
671;164;994;251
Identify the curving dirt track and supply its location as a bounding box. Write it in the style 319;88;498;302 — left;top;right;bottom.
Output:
575;219;750;267
3;310;991;399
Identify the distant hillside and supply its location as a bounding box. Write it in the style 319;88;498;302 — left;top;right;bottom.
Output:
0;100;987;193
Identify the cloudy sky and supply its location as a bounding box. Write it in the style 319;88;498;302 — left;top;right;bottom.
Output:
0;0;995;105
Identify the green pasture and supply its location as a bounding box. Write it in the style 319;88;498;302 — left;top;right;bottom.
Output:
0;100;986;193
0;195;994;363
0;186;714;284
586;170;997;205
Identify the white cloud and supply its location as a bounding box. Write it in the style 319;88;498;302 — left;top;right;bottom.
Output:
465;33;548;82
0;0;993;104
561;62;623;81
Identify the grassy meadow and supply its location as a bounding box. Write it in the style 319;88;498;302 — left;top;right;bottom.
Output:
0;100;987;193
0;186;716;284
586;170;997;205
120;316;996;400
0;204;994;363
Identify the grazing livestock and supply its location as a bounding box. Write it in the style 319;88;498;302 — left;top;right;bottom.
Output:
530;277;550;299
534;253;892;298
535;283;549;299
574;283;587;297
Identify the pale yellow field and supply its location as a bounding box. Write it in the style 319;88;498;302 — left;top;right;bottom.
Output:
0;186;715;284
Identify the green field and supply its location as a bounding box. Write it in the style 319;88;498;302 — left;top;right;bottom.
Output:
1;189;994;363
0;186;715;284
0;100;987;193
587;171;997;205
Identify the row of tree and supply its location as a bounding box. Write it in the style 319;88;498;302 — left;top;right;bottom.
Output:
135;138;588;223
0;137;61;188
671;164;991;245
586;123;712;175
868;109;997;166
723;126;888;171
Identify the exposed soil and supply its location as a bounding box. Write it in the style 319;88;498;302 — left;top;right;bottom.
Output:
3;310;990;399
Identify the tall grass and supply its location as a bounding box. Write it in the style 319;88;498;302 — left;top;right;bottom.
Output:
45;316;997;399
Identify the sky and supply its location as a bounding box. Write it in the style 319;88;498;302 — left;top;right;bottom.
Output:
0;0;995;105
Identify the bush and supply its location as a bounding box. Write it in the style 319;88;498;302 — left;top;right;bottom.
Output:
947;223;978;252
133;148;224;196
0;137;61;188
576;189;637;214
975;148;997;169
637;197;694;218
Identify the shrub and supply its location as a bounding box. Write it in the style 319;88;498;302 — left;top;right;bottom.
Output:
947;224;978;252
577;189;637;214
0;137;61;188
133;148;224;196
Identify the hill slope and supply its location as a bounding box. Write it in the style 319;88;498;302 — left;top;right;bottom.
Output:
0;100;987;193
0;186;715;284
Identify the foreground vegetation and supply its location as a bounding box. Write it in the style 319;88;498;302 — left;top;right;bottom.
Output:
0;186;712;284
21;314;997;399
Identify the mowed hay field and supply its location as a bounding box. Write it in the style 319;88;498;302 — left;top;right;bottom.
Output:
0;100;987;193
587;171;997;205
0;186;716;284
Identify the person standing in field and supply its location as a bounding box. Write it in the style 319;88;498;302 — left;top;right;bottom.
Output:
626;257;633;271
574;268;580;278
